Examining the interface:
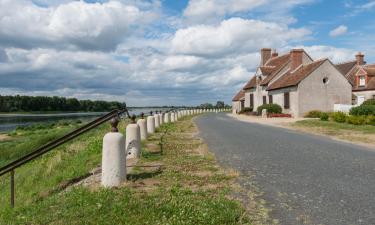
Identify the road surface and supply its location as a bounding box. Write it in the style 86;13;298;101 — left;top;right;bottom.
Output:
195;113;375;225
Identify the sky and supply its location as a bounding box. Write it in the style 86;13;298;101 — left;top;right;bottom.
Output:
0;0;374;106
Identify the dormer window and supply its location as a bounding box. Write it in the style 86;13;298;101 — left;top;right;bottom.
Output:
359;76;366;86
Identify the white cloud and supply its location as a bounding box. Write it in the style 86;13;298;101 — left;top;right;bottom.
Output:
172;18;311;57
329;25;348;37
183;0;314;24
0;0;157;50
298;45;356;63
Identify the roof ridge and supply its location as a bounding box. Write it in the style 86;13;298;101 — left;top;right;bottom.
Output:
335;60;356;65
290;58;327;74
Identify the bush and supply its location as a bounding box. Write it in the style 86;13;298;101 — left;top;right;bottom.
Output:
362;99;375;105
239;107;253;114
256;104;282;114
320;112;329;121
349;105;375;116
331;111;347;123
365;115;375;126
346;115;366;125
304;110;322;118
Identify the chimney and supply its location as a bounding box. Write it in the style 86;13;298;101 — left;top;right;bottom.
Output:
356;52;365;65
272;49;278;58
290;49;304;71
260;48;272;66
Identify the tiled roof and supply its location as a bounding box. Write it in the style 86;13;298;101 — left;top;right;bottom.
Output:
364;65;375;76
232;90;245;101
260;54;291;86
352;64;375;91
260;66;275;75
335;61;356;76
267;59;326;91
243;76;257;90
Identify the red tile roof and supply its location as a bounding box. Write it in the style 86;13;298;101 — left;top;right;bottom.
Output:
335;61;356;76
267;59;326;91
232;89;245;101
260;53;291;86
243;76;257;90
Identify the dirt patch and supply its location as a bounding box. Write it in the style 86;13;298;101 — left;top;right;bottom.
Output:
0;134;10;141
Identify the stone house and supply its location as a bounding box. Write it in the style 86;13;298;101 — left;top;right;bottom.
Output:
335;52;375;105
232;48;352;117
232;89;245;114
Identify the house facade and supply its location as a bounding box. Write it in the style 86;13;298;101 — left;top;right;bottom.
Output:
232;89;245;114
233;48;353;117
335;52;375;105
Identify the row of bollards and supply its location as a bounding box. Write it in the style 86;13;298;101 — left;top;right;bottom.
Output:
101;108;231;187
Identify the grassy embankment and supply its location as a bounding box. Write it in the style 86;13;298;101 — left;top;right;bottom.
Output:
0;115;256;224
291;119;375;145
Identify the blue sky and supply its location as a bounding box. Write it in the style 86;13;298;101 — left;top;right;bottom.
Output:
0;0;374;106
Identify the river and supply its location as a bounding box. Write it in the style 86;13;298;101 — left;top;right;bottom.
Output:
0;108;171;132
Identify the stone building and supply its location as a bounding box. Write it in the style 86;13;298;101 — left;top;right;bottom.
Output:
232;48;353;117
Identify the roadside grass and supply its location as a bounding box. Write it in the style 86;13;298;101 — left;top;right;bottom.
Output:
0;116;252;224
292;119;375;145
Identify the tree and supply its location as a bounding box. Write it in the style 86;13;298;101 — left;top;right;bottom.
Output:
215;101;225;108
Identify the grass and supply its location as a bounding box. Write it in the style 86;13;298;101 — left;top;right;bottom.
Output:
0;116;253;224
292;119;375;145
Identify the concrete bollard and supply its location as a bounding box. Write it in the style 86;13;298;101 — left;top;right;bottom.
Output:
170;112;175;122
154;113;160;129
147;114;155;134
174;112;178;121
101;118;126;187
262;109;267;118
126;116;141;159
164;112;170;123
159;113;163;125
137;113;147;140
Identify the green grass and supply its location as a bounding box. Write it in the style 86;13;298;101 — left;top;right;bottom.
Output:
294;119;375;134
0;116;251;224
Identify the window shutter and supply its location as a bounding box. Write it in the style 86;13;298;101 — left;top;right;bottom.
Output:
250;94;254;107
284;92;290;109
263;96;267;104
269;95;273;104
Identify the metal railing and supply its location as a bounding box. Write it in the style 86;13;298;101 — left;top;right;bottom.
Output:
0;105;176;207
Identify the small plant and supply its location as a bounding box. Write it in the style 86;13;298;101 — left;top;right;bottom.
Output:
257;104;282;114
346;115;366;125
362;99;375;105
331;111;347;123
304;110;322;118
365;115;375;126
349;105;375;116
320;112;329;121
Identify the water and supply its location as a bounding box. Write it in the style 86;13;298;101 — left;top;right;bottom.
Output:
0;108;171;132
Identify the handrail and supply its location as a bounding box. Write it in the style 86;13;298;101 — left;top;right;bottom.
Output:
0;109;126;177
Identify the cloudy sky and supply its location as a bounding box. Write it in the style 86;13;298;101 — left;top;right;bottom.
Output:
0;0;374;106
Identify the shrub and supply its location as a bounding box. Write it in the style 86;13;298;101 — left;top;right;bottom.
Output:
320;112;329;121
346;115;366;125
304;110;322;118
365;115;375;126
362;99;375;105
331;111;347;123
349;105;375;116
243;107;253;112
256;104;282;114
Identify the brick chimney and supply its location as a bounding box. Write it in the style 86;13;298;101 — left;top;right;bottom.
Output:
260;48;272;66
290;49;304;71
272;49;278;58
356;52;365;65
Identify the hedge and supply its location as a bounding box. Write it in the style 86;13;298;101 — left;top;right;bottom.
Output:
349;105;375;116
256;104;282;114
304;110;322;118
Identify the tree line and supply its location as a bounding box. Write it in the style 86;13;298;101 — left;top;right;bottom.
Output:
0;95;124;112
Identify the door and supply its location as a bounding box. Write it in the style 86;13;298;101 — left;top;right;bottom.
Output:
357;96;365;105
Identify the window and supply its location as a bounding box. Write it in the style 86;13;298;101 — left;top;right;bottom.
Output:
269;95;273;104
359;76;366;86
263;96;267;104
284;92;290;109
250;94;254;108
323;77;329;84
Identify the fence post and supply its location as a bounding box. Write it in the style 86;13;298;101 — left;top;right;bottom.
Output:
126;115;141;159
154;112;160;129
147;112;155;134
101;118;126;187
164;112;170;123
137;113;147;140
159;112;163;125
170;112;175;122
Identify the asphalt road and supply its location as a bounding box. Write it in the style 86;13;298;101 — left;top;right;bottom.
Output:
195;113;375;225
